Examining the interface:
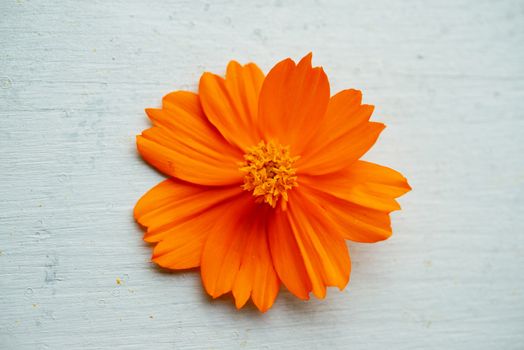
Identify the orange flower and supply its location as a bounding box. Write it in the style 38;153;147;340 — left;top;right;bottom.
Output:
134;53;411;312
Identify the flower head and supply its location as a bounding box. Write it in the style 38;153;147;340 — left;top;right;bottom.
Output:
134;53;411;312
240;140;299;208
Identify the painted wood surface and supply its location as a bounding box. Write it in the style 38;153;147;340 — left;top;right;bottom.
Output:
1;0;523;349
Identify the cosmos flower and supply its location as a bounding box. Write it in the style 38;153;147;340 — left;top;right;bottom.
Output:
134;53;410;312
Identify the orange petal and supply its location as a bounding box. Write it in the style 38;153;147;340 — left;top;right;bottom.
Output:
156;91;243;160
151;200;236;269
257;53;330;154
199;61;265;151
134;178;243;243
232;209;280;312
268;208;312;300
137;92;243;186
306;89;371;149
286;189;351;299
136;132;242;186
297;88;384;175
299;185;395;243
300;161;411;212
200;195;256;298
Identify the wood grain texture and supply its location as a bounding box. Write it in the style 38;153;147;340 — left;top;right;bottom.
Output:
1;0;523;349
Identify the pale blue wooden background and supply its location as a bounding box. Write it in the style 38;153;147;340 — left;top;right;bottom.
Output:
1;0;523;349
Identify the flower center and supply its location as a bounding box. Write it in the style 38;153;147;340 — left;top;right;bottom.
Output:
240;141;299;208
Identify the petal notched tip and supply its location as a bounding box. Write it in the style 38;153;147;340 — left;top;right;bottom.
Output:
297;52;327;73
234;296;249;310
374;121;386;130
256;304;272;313
298;52;313;66
403;179;413;192
144;108;160;121
226;59;242;71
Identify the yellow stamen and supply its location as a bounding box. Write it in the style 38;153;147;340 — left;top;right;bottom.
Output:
240;141;299;208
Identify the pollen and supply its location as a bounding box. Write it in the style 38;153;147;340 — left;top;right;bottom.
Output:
240;141;299;208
